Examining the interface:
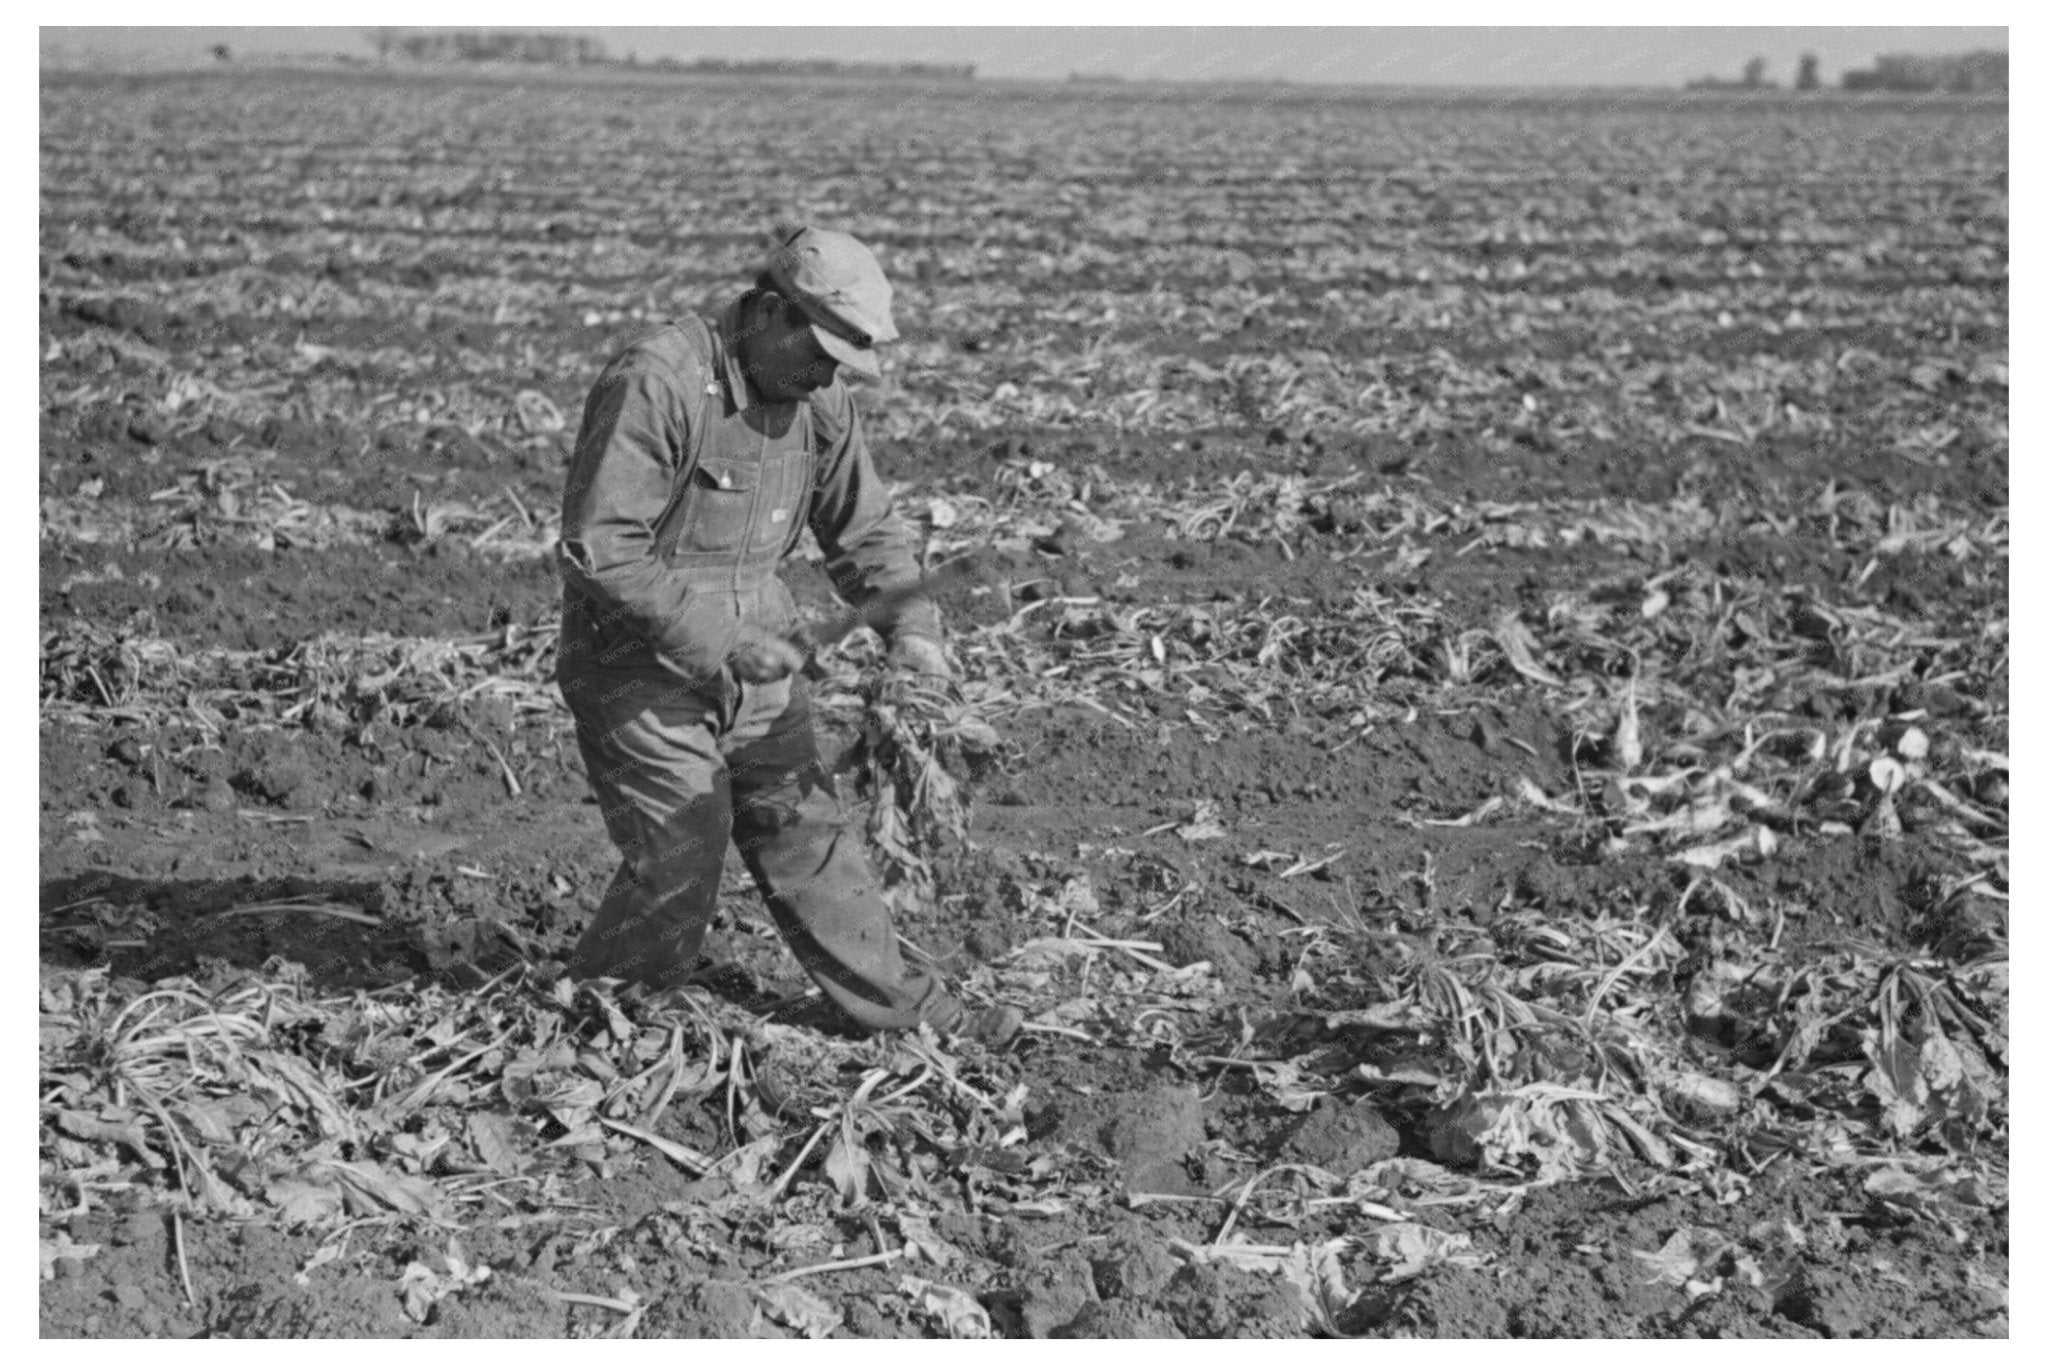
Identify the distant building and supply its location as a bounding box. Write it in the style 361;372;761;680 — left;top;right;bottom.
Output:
1842;50;2006;92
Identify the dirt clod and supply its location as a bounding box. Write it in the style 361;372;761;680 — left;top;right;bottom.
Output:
1280;1098;1401;1176
1018;1251;1101;1339
1092;1222;1181;1301
1063;1083;1206;1194
1162;1262;1304;1338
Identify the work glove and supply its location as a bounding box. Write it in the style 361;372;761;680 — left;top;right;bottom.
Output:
887;631;951;680
729;624;808;684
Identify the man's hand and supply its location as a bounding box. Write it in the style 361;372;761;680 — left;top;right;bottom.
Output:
887;632;951;679
729;625;808;683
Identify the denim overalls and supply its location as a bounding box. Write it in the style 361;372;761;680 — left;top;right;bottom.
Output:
553;314;960;1033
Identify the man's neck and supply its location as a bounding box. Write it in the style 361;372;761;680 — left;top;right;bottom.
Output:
729;292;781;407
713;293;773;411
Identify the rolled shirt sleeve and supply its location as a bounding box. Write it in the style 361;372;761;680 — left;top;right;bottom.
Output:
805;382;942;643
558;357;740;678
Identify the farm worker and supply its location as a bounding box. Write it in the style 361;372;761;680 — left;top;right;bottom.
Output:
553;224;1018;1044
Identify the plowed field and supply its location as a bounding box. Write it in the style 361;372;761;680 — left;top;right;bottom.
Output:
39;67;2007;1338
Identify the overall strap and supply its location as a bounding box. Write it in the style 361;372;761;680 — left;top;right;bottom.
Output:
651;316;719;546
678;314;717;486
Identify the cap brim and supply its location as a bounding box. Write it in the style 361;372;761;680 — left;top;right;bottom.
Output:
810;322;881;380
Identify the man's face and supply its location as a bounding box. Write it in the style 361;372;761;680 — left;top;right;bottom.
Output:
744;298;841;402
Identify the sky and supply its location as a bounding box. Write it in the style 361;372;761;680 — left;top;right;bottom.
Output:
40;23;2011;88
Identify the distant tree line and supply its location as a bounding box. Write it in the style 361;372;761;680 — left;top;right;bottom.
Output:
643;56;975;80
1841;50;2006;93
366;29;608;65
1687;49;2005;94
1684;55;1782;91
362;29;973;80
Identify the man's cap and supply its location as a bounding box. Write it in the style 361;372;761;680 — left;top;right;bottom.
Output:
763;225;898;379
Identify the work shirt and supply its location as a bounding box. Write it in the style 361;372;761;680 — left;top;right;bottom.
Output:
556;297;939;688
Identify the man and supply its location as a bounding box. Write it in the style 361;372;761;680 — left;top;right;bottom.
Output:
554;224;1014;1043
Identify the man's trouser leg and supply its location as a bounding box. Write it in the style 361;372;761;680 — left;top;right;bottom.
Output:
562;672;731;990
725;674;962;1034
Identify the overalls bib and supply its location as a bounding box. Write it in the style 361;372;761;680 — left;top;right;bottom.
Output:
560;316;811;696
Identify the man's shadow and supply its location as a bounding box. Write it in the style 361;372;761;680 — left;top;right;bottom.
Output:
39;870;528;991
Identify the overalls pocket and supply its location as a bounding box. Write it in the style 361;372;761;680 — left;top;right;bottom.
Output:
669;458;759;557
